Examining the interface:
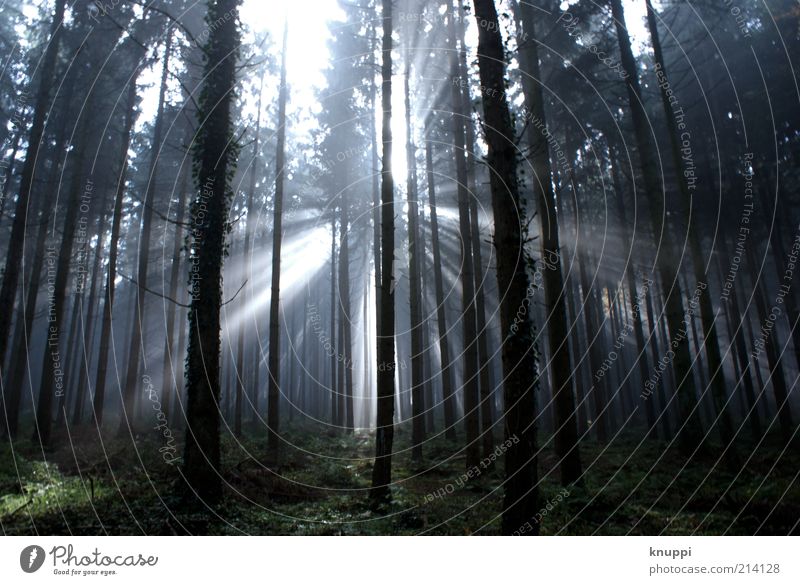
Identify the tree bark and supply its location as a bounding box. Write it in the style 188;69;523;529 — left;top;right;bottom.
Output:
447;0;481;470
473;0;540;534
370;0;396;501
182;0;241;503
266;21;289;460
515;0;582;484
404;54;425;461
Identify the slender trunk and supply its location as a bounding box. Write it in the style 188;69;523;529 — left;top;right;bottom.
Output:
0;0;67;375
159;161;190;427
447;0;480;470
370;0;396;500
339;192;355;433
404;55;426;461
3;73;77;437
611;0;704;453
234;71;264;436
33;94;94;446
330;212;338;426
645;0;736;461
609;147;657;436
424;123;457;440
644;279;671;439
747;245;794;441
266;22;289;460
455;1;494;460
120;30;174;434
93;77;138;426
578;250;608;441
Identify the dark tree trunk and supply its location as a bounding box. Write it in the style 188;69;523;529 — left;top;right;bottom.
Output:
370;0;396;501
339;192;355;433
267;22;289;460
645;0;737;462
641;279;670;439
404;55;425;461
93;76;139;426
611;0;704;453
455;1;494;460
182;0;241;503
472;0;540;535
0;0;67;377
424;122;457;440
330;212;338;426
609;146;657;436
234;69;264;436
120;30;174;435
2;69;78;438
447;0;480;470
160;161;191;427
515;0;582;484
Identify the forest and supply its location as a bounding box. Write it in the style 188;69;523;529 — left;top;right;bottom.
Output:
0;0;797;536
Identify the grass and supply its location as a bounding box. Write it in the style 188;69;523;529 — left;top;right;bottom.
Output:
1;423;797;535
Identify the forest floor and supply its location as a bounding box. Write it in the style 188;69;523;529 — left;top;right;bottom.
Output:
1;423;798;535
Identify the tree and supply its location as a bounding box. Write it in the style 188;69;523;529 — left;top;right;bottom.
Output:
119;29;174;435
266;21;288;461
0;0;67;381
182;0;241;503
645;0;737;462
370;0;396;502
514;0;582;484
610;0;704;453
472;0;540;535
404;48;425;462
448;0;480;470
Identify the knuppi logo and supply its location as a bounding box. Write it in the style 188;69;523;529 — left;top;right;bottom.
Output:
20;545;46;573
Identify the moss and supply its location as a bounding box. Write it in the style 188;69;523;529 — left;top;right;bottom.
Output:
0;428;797;535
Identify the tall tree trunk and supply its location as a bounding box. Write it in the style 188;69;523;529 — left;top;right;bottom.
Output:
578;247;608;441
610;0;704;453
182;0;241;503
159;161;190;427
2;70;78;437
609;146;657;436
71;199;109;426
404;54;425;461
424;121;457;440
93;76;138;427
234;69;264;436
330;212;338;426
718;231;761;438
120;30;174;435
454;0;495;459
515;0;582;484
643;281;671;439
0;0;67;377
266;22;289;460
645;0;737;461
747;244;793;441
447;0;480;470
370;0;396;501
472;0;540;534
33;92;95;446
339;193;355;433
